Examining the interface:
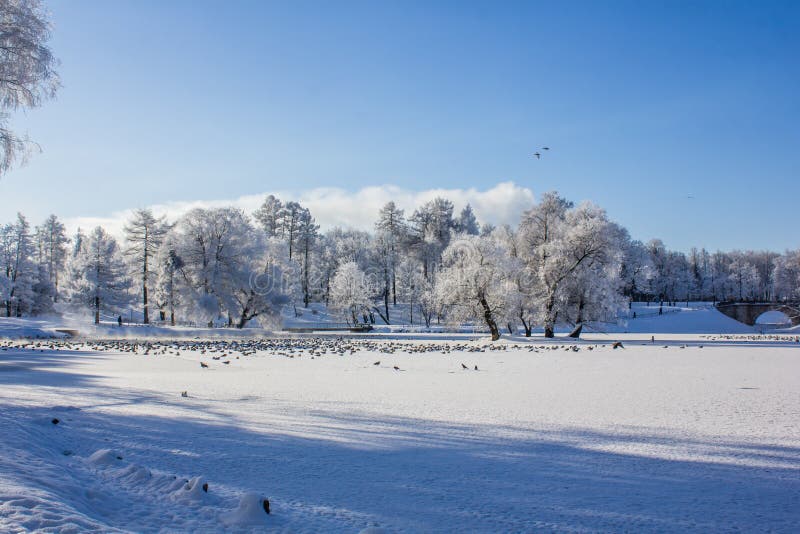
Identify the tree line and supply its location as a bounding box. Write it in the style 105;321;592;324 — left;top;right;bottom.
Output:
1;192;798;339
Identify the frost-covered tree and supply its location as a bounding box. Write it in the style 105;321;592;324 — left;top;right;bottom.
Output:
1;213;35;316
30;262;54;315
408;197;454;279
728;255;761;301
253;194;283;238
228;237;293;328
124;208;169;324
171;207;253;326
773;251;800;301
153;233;184;325
0;0;60;175
375;201;407;305
329;261;374;325
296;209;318;307
518;195;621;337
437;234;517;341
35;214;68;301
67;226;132;324
619;237;654;302
454;204;480;235
278;201;306;261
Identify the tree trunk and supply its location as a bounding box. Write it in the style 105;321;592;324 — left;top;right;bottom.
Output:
569;297;585;338
303;240;310;307
544;294;556;338
143;283;149;325
520;313;532;337
479;295;500;341
94;296;100;324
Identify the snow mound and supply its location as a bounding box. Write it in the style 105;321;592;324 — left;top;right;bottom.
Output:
221;492;270;526
173;475;210;502
88;448;124;466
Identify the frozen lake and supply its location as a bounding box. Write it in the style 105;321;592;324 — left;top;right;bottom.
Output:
0;335;798;532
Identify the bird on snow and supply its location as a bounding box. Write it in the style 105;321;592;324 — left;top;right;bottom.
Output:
474;365;478;371
200;362;209;368
373;361;380;366
393;365;401;371
461;363;469;370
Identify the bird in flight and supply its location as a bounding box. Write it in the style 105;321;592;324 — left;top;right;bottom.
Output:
542;146;550;151
533;152;541;159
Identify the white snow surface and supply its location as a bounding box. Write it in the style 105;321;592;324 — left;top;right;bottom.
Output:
1;331;799;532
0;306;798;531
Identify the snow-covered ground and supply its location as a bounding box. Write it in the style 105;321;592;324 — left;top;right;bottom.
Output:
1;305;798;532
1;330;799;532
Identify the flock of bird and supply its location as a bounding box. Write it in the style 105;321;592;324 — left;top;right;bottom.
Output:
532;146;550;159
1;336;624;372
0;335;651;378
3;333;796;374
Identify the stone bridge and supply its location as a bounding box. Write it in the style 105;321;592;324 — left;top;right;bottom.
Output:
715;302;800;326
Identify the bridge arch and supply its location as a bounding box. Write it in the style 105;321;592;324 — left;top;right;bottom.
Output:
716;302;800;327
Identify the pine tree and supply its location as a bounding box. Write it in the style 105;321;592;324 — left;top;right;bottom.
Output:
1;214;36;316
253;194;283;238
124;209;169;324
375;201;407;305
454;204;480;235
36;214;69;301
67;227;132;324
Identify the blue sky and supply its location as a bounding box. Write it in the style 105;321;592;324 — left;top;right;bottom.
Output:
1;0;798;251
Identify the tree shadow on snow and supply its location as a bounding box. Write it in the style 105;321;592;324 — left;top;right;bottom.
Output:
0;349;798;532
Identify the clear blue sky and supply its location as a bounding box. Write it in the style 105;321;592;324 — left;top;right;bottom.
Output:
2;0;798;251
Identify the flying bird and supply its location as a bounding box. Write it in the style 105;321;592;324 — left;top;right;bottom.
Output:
533;152;541;159
542;146;550;150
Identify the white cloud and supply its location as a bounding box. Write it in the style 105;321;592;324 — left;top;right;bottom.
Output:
63;182;536;238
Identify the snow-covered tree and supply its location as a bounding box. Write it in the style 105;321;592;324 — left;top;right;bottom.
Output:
124;208;169;324
619;237;654;302
0;0;60;175
375;201;407;305
437;234;517;341
171;207;253;326
153;233;184;325
296;208;319;307
253;194;283;238
1;214;35;316
329;261;374;325
30;262;55;315
773;251;800;301
518;195;621;337
67;226;132;324
408;197;454;279
454;204;480;235
228;237;293;328
35;214;69;301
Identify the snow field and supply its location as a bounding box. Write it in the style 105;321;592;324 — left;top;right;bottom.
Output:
0;336;798;532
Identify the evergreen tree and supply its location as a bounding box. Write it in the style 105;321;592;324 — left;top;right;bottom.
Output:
67;226;132;324
124;208;169;324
